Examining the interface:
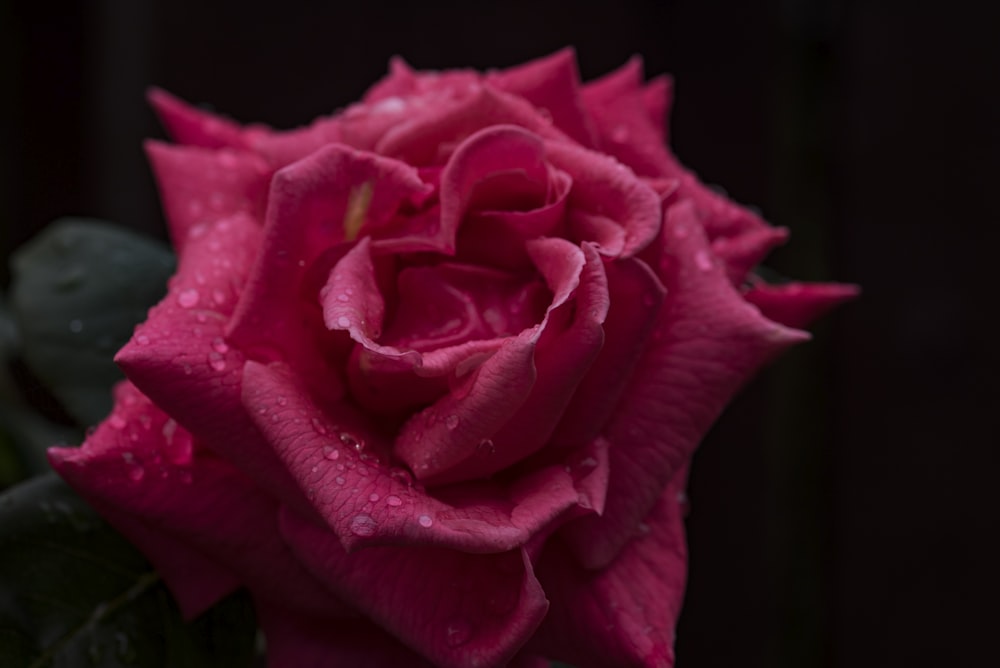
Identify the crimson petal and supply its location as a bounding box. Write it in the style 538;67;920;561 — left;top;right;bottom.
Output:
562;202;809;568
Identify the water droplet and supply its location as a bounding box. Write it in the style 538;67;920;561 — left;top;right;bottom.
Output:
211;337;229;353
339;432;363;451
212;288;227;305
208;352;226;371
386;495;403;507
69;319;83;333
417;514;433;528
312;418;329;436
350;514;378;537
336;293;349;302
444;619;472;647
334;476;345;485
135;334;150;345
368;492;380;503
694;250;714;272
108;414;127;430
128;465;145;482
476;439;495;456
322;446;340;460
445;414;460;430
336;315;351;328
276;396;287;407
389;467;414;485
177;288;200;308
579;456;598;469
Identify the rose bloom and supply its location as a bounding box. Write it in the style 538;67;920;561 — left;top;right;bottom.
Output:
50;49;855;667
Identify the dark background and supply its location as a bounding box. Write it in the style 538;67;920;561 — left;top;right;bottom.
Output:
2;1;997;666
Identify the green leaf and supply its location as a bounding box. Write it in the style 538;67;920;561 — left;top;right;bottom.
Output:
9;219;175;427
0;474;257;667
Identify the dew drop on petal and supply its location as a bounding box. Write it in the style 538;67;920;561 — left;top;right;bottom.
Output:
208;352;226;371
212;288;227;305
417;514;433;528
444;619;472;647
445;414;459;430
337;316;351;328
312;418;329;436
135;334;150;346
177;288;200;308
368;492;380;503
211;337;229;353
476;439;495;456
323;446;340;460
349;514;378;537
335;476;345;485
128;465;145;482
108;414;127;430
694;250;714;272
386;495;402;507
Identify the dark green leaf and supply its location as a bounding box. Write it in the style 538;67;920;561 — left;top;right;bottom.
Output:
0;474;256;667
9;219;175;426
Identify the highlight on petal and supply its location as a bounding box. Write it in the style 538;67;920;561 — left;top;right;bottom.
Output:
562;201;809;568
280;508;549;668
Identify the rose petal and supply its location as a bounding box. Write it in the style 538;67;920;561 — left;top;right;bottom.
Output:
545;140;663;258
148;87;257;150
48;382;346;622
642;74;675;144
144;141;270;253
562;201;809;568
710;223;790;285
227;143;433;363
743;281;861;329
551;255;667;448
488;47;597;147
115;213;306;505
376;85;569;166
241;360;602;554
394;238;587;483
280;508;549;668
530;475;688;667
450;242;608;482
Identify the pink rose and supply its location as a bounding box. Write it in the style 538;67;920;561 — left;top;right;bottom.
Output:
49;49;856;667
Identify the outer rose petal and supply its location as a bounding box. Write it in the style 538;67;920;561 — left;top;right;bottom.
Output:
375;85;570;166
48;383;348;623
280;508;549;668
487;47;597;147
529;475;688;668
48;384;237;619
743;281;861;329
241;360;606;554
145;141;271;253
115;213;305;506
563;201;809;568
148;87;257;149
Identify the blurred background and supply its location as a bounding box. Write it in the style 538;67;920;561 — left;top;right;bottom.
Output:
2;1;997;666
